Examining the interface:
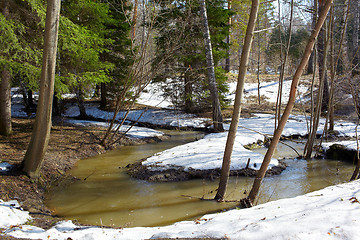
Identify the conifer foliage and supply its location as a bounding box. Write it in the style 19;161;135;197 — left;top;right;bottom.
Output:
153;0;231;113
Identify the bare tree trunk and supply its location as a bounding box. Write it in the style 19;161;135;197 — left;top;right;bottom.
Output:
350;125;360;180
275;0;283;127
338;0;357;120
304;27;329;159
100;82;107;109
0;67;12;136
224;0;231;72
352;0;359;70
0;0;12;136
256;19;261;105
307;0;317;74
22;0;61;179
275;0;294;127
214;0;260;201
131;0;139;41
304;0;333;158
245;0;333;205
199;0;224;132
184;72;194;113
317;1;330;111
53;93;61;117
328;6;335;132
76;86;88;119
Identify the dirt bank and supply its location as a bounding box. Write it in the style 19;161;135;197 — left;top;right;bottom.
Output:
127;160;287;182
0;117;157;233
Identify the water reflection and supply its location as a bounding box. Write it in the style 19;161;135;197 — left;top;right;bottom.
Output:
46;132;354;227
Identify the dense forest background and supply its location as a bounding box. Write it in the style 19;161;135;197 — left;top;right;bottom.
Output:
0;0;359;177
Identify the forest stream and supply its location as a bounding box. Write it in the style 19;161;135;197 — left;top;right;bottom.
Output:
45;130;355;228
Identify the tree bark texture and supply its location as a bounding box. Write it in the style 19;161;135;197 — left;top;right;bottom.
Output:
22;0;61;178
304;32;328;159
184;72;194;113
246;0;333;205
131;0;138;41
0;0;12;136
224;0;231;72
317;1;330;111
214;0;259;201
0;68;12;136
100;82;107;109
76;86;88;119
199;0;224;132
307;0;318;74
352;0;359;70
275;0;294;127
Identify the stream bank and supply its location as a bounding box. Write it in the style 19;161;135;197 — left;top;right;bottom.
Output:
0;117;166;232
127;160;286;182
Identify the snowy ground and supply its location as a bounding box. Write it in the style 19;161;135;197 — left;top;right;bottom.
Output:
322;140;360;153
65;119;165;139
227;79;309;104
4;80;360;239
64;105;210;129
141;113;358;173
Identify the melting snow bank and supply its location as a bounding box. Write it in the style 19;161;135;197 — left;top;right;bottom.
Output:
129;131;285;181
0;162;13;173
65;105;210;129
65;120;165;139
129;114;358;181
0;200;31;228
322;140;360;152
322;140;360;162
3;179;360;239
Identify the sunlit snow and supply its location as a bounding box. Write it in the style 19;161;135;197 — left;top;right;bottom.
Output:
4;80;360;239
2;180;360;239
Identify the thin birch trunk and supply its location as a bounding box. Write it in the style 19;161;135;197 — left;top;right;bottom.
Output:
304;19;329;159
131;0;139;41
352;0;359;69
307;0;317;74
225;0;231;72
275;0;294;128
214;0;260;201
246;0;333;205
317;1;330;111
199;0;224;132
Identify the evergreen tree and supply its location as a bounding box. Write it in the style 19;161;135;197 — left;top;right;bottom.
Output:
153;0;231;113
22;0;61;178
58;0;115;118
0;0;43;135
100;0;133;110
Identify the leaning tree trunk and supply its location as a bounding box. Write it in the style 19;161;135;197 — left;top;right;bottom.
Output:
22;0;61;179
0;67;12;136
246;0;333;205
214;0;260;201
199;0;224;132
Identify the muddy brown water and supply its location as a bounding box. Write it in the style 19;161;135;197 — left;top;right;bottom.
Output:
45;131;355;228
